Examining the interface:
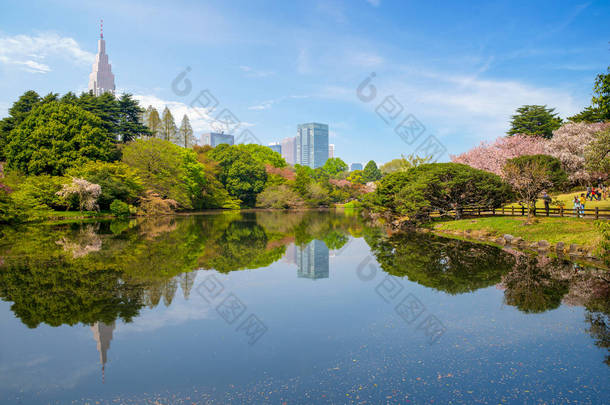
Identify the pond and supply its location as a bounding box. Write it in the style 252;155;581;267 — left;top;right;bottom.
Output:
0;210;608;404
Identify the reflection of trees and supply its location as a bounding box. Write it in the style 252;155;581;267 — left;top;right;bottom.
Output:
55;224;102;258
501;254;570;313
586;312;610;366
366;232;515;294
0;211;365;328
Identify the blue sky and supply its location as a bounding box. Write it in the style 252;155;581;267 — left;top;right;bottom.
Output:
0;0;608;164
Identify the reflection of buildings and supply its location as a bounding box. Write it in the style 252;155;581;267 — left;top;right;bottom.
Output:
296;240;329;279
91;321;115;383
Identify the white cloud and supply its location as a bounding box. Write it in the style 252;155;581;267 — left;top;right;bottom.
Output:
0;32;95;73
239;65;275;78
247;95;309;111
133;94;256;136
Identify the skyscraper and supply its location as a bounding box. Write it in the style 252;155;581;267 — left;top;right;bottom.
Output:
201;132;235;147
281;136;297;165
296;240;329;279
88;20;115;96
296;123;329;168
350;163;363;171
328;144;335;159
268;142;282;155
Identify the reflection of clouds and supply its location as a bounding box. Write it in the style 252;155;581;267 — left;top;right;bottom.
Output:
0;355;97;393
116;296;213;334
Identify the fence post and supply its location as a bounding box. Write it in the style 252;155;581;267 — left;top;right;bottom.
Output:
492;207;495;215
512;207;514;216
560;206;563;217
502;207;505;215
533;207;536;216
478;207;481;216
521;206;525;216
596;207;599;219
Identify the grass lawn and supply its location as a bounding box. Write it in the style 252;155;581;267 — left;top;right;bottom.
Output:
504;190;610;210
434;216;603;251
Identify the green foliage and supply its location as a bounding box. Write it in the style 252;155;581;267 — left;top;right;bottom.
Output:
9;174;69;210
256;185;304;208
0;90;42;160
5;101;118;175
508;105;562;139
122;139;192;208
110;199;130;217
67;161;143;210
347;169;365;184
235;144;287;168
374;163;512;223
322;157;348;176
380;154;432;174
508;154;568;191
362;160;382;182
160;106;177;141
597;220;610;265
208;144;268;206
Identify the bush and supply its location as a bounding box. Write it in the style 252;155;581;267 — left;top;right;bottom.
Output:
375;163;512;223
508;154;568;191
256;185;304;209
67;161;143;210
138;190;179;216
110;200;131;218
9;174;69;210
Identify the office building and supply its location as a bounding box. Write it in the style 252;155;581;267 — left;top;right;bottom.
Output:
201;132;235;147
88;20;115;96
296;240;329;279
329;144;335;158
281;136;297;165
350;163;363;171
268;142;282;155
296;123;329;168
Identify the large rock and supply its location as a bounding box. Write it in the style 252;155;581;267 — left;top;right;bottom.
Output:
503;234;514;244
555;242;565;253
538;240;550;250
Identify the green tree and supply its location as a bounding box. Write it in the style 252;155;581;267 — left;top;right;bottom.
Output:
570;66;610;123
503;156;553;222
177;114;195;148
375;163;512;223
208;144;268;206
145;106;162;138
67;161;144;210
76;92;120;137
508;105;562;139
508;154;567;191
0;90;41;160
117;93;150;142
160;106;177;141
5;102;118;175
236;144;286;168
322;157;348;177
380;154;431;174
362;160;382;182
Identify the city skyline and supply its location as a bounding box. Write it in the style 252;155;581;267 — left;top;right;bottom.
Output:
1;1;608;164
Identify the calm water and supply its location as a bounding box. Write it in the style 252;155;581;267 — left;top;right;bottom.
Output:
0;211;608;404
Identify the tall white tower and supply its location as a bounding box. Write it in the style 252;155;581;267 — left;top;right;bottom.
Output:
88;19;116;96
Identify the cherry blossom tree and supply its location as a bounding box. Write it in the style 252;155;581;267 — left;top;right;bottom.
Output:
451;134;548;176
56;178;102;212
545;122;610;185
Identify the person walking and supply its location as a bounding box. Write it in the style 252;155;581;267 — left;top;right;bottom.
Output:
586;186;592;201
573;196;581;217
579;193;587;217
542;191;552;216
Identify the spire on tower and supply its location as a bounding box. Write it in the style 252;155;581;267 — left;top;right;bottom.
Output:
100;19;103;39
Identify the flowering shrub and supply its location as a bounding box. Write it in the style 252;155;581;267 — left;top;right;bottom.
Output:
56;178;101;212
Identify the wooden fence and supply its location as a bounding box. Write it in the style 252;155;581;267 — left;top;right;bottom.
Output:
437;205;610;220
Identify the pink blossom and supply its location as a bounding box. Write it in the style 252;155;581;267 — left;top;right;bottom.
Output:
451;134;548;175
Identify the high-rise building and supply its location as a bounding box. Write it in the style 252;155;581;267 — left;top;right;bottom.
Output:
328;144;335;159
201;132;235;147
296;123;329;168
280;136;297;165
350;163;363;171
296;240;329;279
91;321;115;383
88;20;115;96
268;142;282;155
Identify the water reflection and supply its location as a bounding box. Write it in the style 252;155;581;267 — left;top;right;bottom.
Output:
0;210;609;374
